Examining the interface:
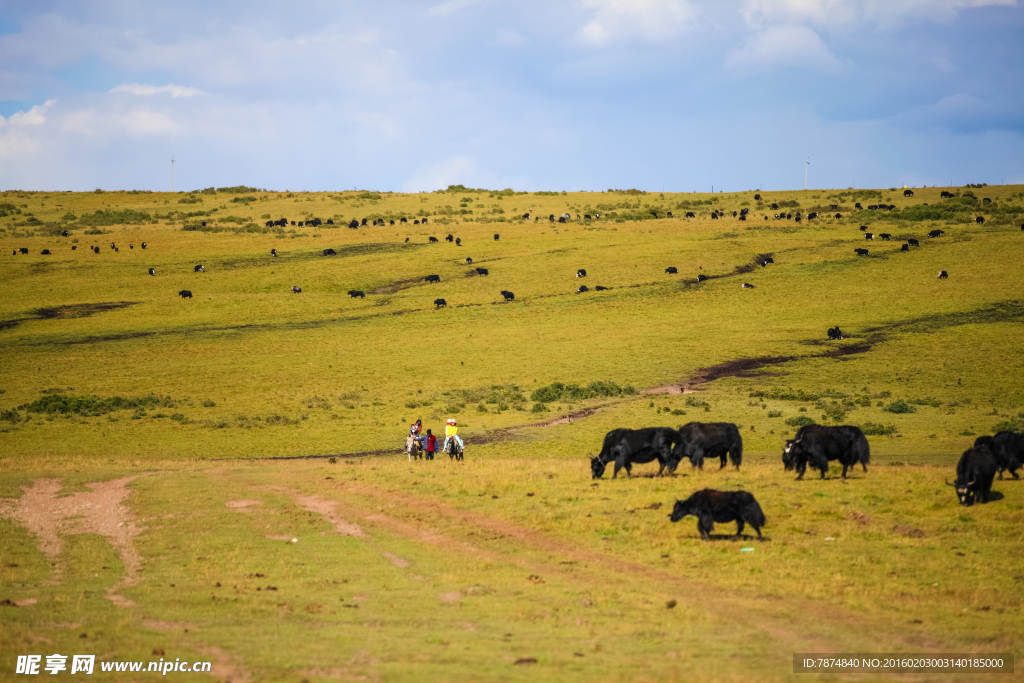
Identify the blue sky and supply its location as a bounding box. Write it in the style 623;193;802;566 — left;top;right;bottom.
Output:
1;0;1022;192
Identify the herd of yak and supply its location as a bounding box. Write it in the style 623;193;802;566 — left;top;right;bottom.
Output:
588;422;1023;541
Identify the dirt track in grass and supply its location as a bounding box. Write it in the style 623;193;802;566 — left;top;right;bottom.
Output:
0;476;143;605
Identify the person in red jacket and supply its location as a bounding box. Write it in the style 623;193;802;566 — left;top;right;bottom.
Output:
425;429;437;461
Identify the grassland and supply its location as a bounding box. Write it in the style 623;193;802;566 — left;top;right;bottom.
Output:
1;184;1023;680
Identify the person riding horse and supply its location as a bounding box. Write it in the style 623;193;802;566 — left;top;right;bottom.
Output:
443;418;464;456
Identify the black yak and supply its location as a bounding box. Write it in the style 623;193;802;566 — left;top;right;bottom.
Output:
669;489;765;540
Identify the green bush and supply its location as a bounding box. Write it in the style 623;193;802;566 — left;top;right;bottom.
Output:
860;422;897;436
77;209;153;226
821;401;848;422
882;399;916;414
530;380;629;403
785;416;815;427
530;403;549;413
0;408;22;424
767;410;782;418
20;393;174;416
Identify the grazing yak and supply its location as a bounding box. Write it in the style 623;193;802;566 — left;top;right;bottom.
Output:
178;290;193;299
577;285;589;293
41;249;51;255
908;238;920;246
429;236;439;243
807;212;818;219
348;220;359;228
974;432;1024;480
696;274;709;282
494;234;500;240
195;264;205;272
854;248;869;256
937;270;948;278
742;283;754;288
434;298;447;308
141;242;147;249
904;189;914;196
879;233;891;240
323;248;337;256
901;243;910;251
475;267;489;276
291;286;302;293
455;238;461;246
669;489;765;540
500;290;514;301
665;266;678;274
465;257;472;265
859;226;868;231
685;212;695;218
976;216;985;224
590;427;682;479
674;422;743;470
827;326;844;340
929;229;945;237
425;274;441;283
148;268;155;276
576;269;587;278
865;233;874;240
348;290;365;298
271;248;277;257
595;285;608;291
783;424;870;480
948;445;997;506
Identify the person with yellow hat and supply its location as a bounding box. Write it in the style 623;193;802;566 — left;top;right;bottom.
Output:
443;418;464;456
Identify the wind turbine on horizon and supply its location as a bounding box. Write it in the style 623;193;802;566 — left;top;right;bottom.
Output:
804;158;810;191
171;156;175;192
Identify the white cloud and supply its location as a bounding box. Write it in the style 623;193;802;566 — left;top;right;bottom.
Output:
726;24;842;71
402;156;480;193
58;105;180;138
576;0;697;47
109;83;202;97
494;28;527;48
0;128;42;160
739;0;1018;29
1;99;57;126
429;0;488;16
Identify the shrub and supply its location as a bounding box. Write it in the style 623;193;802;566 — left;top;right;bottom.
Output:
531;403;549;413
860;422;897;436
685;396;709;408
202;399;216;407
908;397;943;407
882;399;916;414
821;401;848;422
0;408;22;424
993;418;1023;433
78;209;153;226
785;416;815;427
20;393;174;416
767;410;782;418
530;380;629;403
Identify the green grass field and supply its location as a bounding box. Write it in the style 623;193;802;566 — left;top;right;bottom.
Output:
1;184;1022;680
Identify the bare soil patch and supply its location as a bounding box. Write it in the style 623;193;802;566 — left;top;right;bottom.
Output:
225;499;262;510
0;476;143;604
294;495;365;537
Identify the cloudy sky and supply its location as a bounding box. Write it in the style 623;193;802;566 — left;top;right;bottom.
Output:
1;0;1022;192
